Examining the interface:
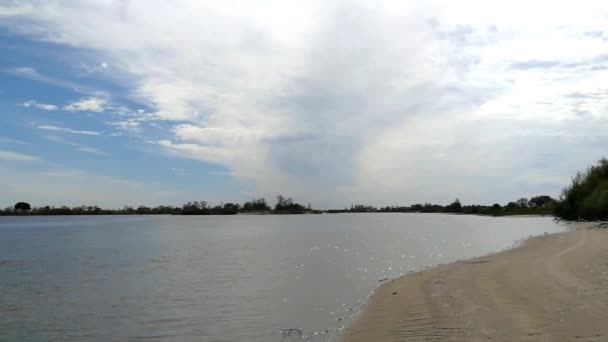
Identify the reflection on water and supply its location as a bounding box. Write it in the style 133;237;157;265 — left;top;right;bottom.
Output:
0;214;565;341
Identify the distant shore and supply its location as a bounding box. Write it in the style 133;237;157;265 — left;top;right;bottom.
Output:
342;222;608;341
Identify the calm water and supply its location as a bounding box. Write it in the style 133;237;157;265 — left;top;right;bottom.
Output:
0;214;566;342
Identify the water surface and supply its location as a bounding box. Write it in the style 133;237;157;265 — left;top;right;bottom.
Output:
0;214;566;341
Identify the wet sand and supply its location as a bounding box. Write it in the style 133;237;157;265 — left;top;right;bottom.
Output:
342;222;608;342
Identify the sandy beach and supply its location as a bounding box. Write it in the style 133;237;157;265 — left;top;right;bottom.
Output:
343;222;608;342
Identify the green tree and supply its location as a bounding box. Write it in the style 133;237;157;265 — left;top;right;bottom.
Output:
222;203;239;215
555;158;608;220
242;198;270;211
14;202;31;212
515;198;529;208
528;195;555;207
446;199;463;212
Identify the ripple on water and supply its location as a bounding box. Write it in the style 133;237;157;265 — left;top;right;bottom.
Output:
0;214;567;342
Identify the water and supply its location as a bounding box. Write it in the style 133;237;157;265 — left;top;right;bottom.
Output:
0;213;566;342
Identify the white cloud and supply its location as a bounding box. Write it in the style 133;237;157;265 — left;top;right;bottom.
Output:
0;150;40;162
23;100;58;111
5;67;104;95
168;167;190;176
43;135;105;155
105;105;146;117
81;61;109;73
64;97;107;112
107;120;142;133
0;137;32;145
37;124;101;136
22;97;117;115
1;1;608;206
74;146;105;155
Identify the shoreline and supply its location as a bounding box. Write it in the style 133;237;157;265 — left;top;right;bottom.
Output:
342;222;607;341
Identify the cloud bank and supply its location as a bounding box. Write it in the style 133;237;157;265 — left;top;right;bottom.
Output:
0;150;40;162
1;0;608;206
37;125;101;136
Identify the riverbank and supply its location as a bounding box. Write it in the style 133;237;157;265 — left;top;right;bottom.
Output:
342;222;608;342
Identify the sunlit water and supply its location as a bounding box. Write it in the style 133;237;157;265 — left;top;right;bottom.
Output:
0;214;566;341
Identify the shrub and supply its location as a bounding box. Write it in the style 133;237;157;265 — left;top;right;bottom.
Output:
555;158;608;220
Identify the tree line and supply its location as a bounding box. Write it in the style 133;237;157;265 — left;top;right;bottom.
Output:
0;196;558;217
4;158;608;220
327;157;608;221
325;195;556;216
1;196;321;216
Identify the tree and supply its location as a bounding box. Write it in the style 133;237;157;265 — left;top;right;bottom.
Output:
137;206;152;215
555;158;608;220
276;195;292;211
275;195;307;213
182;201;205;215
506;202;519;210
242;198;270;212
411;204;423;211
14;202;31;212
222;203;239;215
515;198;529;208
491;203;501;210
528;195;555;207
446;199;463;212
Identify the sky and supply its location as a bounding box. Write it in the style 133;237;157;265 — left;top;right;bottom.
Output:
0;0;607;209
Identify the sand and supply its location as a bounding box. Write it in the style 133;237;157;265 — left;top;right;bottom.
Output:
342;222;608;342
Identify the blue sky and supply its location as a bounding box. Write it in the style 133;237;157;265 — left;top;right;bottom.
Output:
0;1;607;208
0;27;238;207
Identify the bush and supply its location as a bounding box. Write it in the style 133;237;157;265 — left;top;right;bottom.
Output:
555;158;608;220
